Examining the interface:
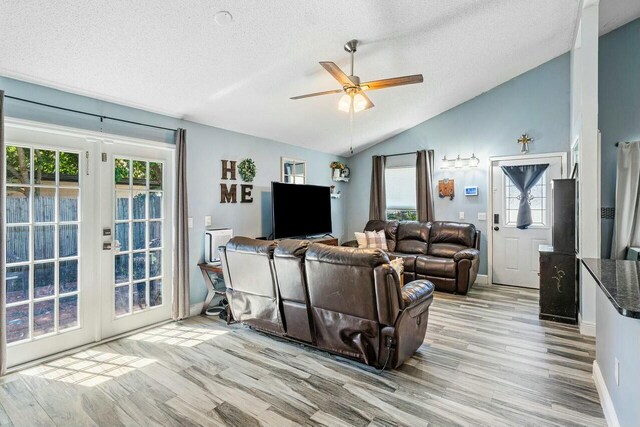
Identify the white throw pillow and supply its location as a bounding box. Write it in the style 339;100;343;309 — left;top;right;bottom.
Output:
365;230;388;250
354;232;368;248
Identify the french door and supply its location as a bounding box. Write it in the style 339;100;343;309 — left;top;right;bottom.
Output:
99;142;173;338
3;120;174;368
4;123;99;367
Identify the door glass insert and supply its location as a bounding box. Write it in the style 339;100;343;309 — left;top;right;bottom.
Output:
4;145;82;344
504;172;547;226
112;158;164;317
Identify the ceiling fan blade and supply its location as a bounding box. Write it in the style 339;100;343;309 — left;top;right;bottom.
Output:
320;62;356;88
290;89;344;100
357;90;375;110
360;74;424;91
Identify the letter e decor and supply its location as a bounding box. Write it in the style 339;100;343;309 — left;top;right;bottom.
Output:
220;159;254;204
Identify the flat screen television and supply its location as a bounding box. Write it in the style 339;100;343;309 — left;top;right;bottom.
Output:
272;182;332;239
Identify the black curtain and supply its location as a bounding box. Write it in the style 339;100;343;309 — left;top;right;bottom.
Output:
416;150;435;222
501;164;549;229
369;156;386;220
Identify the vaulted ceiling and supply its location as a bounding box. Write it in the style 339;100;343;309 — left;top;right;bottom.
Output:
0;1;638;156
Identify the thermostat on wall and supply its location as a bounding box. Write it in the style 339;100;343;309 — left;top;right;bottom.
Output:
464;186;478;196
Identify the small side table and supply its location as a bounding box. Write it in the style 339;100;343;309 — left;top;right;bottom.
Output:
198;262;227;316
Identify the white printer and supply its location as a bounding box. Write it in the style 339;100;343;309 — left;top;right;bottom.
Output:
204;228;233;264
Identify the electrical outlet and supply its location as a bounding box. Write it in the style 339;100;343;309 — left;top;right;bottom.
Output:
204;215;212;227
478;212;487;221
615;357;619;386
459;212;465;220
188;217;193;229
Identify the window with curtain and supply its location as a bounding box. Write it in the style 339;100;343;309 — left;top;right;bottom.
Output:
385;163;417;221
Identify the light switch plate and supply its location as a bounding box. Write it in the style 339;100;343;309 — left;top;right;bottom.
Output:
459;212;465;220
204;215;212;227
188;217;193;229
478;212;487;221
615;357;619;386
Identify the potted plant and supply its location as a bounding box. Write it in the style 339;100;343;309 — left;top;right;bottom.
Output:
330;161;345;180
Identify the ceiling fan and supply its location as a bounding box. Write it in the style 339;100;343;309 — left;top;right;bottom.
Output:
290;39;424;113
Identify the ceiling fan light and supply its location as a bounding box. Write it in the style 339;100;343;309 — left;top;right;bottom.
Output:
353;93;367;112
338;94;352;113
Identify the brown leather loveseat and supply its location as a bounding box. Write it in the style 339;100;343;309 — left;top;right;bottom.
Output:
344;220;480;295
220;237;435;369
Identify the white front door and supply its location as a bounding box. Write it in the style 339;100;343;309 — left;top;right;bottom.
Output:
491;155;564;288
4;124;99;367
99;142;174;338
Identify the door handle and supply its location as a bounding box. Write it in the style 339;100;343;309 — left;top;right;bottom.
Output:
493;226;500;231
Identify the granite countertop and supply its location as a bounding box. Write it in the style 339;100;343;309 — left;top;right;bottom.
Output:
582;258;640;319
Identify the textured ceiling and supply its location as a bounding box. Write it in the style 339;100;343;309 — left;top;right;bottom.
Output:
600;0;640;34
0;0;625;156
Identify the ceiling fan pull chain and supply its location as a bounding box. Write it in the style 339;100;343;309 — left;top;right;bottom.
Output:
349;105;354;154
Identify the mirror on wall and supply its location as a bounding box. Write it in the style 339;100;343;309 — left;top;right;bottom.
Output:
281;157;306;184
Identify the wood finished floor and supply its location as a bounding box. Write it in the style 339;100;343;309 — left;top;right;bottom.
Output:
0;283;605;426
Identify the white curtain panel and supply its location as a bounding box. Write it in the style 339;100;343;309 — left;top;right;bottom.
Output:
611;141;640;259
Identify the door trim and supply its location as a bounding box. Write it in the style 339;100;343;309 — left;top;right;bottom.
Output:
487;152;567;286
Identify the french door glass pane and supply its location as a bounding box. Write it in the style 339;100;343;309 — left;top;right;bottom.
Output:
6;226;29;263
115;223;129;252
34;187;56;222
33;299;55;337
133;253;146;281
59;260;78;293
133;282;147;312
59;152;79;187
133;222;146;250
150;280;162;307
59;295;78;329
115;254;129;284
149;251;161;278
112;157;164;317
149;192;162;219
6;146;31;184
6;305;29;343
34;225;55;260
6;187;29;223
59;224;78;258
6;265;29;303
115;285;130;316
149;221;161;248
59;188;79;221
4;145;81;345
34;262;55;297
133;191;146;220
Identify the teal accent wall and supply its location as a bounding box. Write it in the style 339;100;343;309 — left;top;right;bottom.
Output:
0;76;348;306
345;54;572;275
599;18;640;258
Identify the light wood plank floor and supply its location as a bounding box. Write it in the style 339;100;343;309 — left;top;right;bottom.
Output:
0;283;605;426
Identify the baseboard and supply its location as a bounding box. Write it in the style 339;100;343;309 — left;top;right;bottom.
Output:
593;360;620;427
579;312;596;337
475;274;488;285
190;302;204;317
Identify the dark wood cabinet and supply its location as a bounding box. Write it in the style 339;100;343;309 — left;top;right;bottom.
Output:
539;178;578;324
539;248;577;324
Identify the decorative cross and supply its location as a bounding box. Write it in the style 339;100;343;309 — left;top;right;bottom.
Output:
517;134;533;153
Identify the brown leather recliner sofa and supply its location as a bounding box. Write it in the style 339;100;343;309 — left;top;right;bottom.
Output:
220;237;435;369
344;220;480;295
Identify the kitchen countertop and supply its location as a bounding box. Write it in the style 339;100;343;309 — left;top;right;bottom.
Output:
582;258;640;319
